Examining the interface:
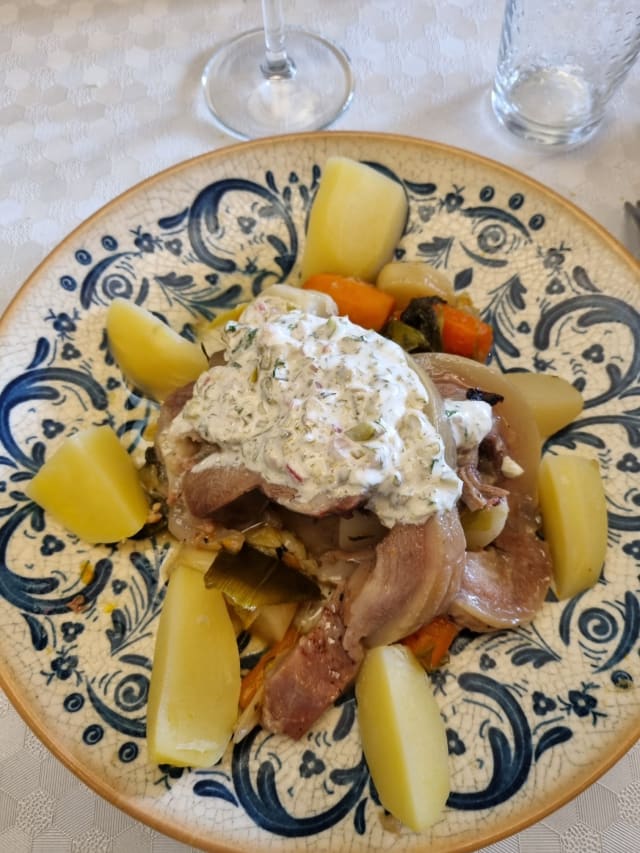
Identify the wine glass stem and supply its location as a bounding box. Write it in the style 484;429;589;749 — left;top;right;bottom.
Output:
261;0;295;79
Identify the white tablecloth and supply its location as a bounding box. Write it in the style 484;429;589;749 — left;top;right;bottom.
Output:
1;1;639;850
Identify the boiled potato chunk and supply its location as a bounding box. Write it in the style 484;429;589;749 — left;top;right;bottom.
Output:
169;543;218;575
26;425;149;544
538;454;608;600
461;498;509;550
355;644;449;832
251;602;298;646
147;563;241;767
376;261;455;310
106;298;208;401
504;372;583;440
301;156;408;282
197;302;248;355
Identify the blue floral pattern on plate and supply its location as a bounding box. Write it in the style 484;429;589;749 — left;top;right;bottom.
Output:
0;133;639;852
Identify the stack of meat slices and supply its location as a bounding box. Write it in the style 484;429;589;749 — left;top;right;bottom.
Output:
154;353;551;740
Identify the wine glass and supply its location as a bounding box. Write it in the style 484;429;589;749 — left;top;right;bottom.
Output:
201;0;354;140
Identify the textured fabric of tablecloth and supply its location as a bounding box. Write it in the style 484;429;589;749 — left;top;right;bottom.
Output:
1;1;639;851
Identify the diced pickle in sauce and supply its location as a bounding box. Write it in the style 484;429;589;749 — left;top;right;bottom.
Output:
300;156;408;282
146;563;241;767
538;454;608;600
355;644;450;832
106;298;208;401
25;425;149;544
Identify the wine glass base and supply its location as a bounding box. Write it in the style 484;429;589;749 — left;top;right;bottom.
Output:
202;27;354;140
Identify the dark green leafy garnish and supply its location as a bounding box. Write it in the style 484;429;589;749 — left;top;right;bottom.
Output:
382;318;432;353
398;296;445;353
466;387;504;406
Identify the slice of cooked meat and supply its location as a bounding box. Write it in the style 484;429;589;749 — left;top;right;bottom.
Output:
342;509;466;657
408;353;551;632
157;382;195;429
156;380;366;529
260;511;465;738
165;496;220;547
417;354;521;513
459;471;508;512
155;382;201;504
478;422;509;472
183;464;266;516
450;493;552;631
261;593;362;740
182;458;365;519
271;509;342;556
458;447;509;512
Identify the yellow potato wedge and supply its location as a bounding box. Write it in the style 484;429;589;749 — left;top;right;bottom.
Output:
504;372;584;440
146;563;241;767
26;425;149;544
251;602;298;646
106;298;208;401
538;453;608;599
168;543;218;575
197;302;249;356
300;156;408;282
355;644;449;832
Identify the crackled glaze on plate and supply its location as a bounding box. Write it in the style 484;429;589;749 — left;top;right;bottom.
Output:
0;132;639;853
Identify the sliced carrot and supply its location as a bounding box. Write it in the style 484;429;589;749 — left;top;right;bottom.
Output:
302;274;396;331
239;622;299;710
437;303;493;363
400;615;460;670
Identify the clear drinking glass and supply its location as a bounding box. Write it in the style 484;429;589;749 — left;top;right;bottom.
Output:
201;1;354;140
492;0;640;146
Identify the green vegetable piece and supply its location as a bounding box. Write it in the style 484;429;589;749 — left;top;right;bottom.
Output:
399;296;444;352
204;544;320;610
382;318;432;353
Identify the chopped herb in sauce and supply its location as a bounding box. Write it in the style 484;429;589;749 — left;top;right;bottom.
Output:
166;296;492;527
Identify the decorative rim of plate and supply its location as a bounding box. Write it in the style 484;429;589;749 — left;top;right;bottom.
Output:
1;130;639;853
3;131;639;330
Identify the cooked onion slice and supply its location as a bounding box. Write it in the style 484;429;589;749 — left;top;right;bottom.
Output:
460;498;509;550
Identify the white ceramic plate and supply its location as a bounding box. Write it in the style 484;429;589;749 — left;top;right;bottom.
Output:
1;132;639;852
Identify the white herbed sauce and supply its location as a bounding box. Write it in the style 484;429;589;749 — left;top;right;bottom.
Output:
443;399;493;451
169;296;494;528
